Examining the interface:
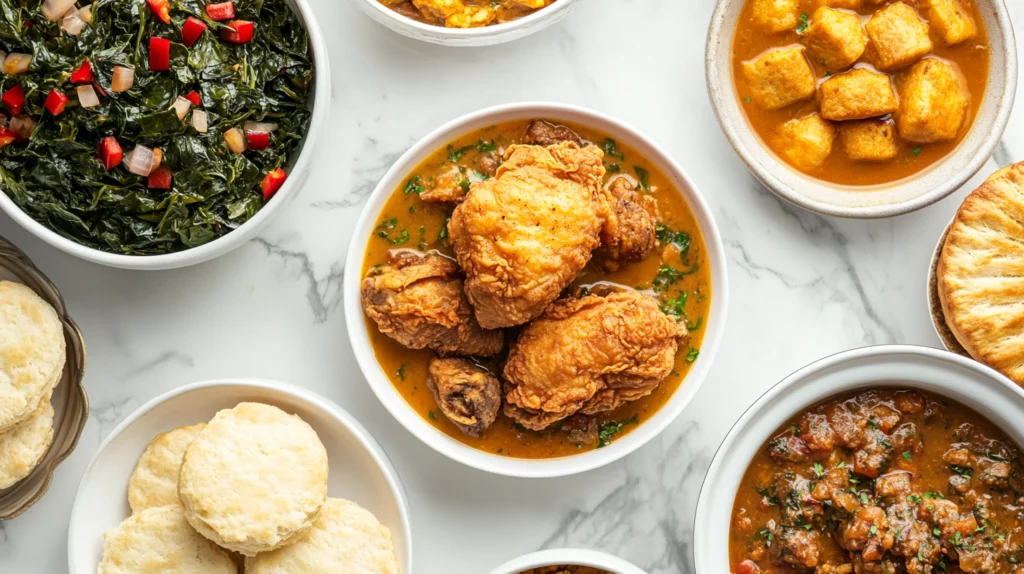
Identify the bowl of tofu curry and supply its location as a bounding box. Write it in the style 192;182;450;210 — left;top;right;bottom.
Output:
348;107;726;474
707;0;1017;216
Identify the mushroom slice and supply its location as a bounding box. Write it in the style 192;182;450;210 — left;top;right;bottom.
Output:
426;357;501;438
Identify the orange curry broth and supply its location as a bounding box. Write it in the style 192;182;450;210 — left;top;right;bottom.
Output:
732;0;990;186
360;119;711;459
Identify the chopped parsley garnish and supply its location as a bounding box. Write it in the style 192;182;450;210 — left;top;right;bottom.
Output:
409;205;417;213
396;364;407;381
912;146;923;156
428;410;437;420
634;166;651;192
687;317;703;331
653;265;684;291
744;97;751;103
448;145;475;162
597;414;639;448
437;216;451;242
951;465;973;478
606;163;621;173
902;451;913;461
375;217;410;244
796;13;810;34
686;347;700;362
476;139;496;153
602;138;625;161
659;292;687;319
655;223;692;257
813;462;824;478
404;176;425;195
458;179;471;193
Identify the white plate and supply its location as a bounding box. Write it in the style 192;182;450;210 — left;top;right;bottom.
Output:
488;548;649;574
67;379;412;574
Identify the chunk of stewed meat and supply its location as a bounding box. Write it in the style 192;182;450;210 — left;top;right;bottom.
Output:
736;559;760;574
778;475;824;526
978;460;1011;488
949;474;971;494
890;422;922;455
943;447;977;468
811;468;850;501
420;165;469;203
894;390;925;414
817;564;853;574
875;471;912;498
770;523;822;569
853;429;893;479
426;357;501;438
768;435;810;462
828;405;868;449
959;548;998;573
801;412;836;452
561;414;599;446
868;404;901;433
522;119;583;147
916;498;978;540
840;507;892;560
476;152;499;176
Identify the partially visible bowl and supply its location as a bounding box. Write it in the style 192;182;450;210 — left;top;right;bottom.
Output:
705;0;1018;218
488;549;648;574
343;102;729;478
0;0;331;270
352;0;584;46
67;379;412;574
693;345;1024;572
0;236;88;520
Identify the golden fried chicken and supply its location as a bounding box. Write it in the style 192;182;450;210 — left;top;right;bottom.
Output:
594;176;658;272
522;119;583;147
448;141;606;329
361;251;503;356
503;290;688;430
426;357;501;437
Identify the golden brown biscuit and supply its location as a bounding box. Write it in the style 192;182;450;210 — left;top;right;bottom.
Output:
0;395;53;489
97;505;236;574
127;423;206;514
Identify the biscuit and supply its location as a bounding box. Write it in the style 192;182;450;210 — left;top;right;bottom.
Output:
97;505;236;574
127;423;206;513
244;498;398;574
0;395;53;489
178;402;329;556
0;281;65;432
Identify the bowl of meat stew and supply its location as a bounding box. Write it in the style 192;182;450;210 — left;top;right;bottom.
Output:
487;548;649;574
694;345;1024;574
343;102;728;477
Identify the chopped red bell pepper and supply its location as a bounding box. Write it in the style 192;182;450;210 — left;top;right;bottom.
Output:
146;0;172;24
181;16;208;47
149;37;171;71
2;85;24;116
220;20;254;43
97;137;123;170
205;2;235;21
44;89;69;116
246;131;270;151
148;165;173;189
70;60;93;84
184;91;202;106
0;127;15;150
261;168;287;200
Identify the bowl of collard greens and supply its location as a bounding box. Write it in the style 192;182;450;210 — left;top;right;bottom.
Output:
0;0;329;269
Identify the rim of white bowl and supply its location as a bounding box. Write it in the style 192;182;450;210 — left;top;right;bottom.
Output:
487;548;649;574
66;378;413;573
704;0;1018;219
693;344;1024;572
0;0;331;270
356;0;583;42
343;101;730;478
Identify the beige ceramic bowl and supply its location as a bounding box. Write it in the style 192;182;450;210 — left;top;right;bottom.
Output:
0;236;88;520
705;0;1018;218
927;220;970;358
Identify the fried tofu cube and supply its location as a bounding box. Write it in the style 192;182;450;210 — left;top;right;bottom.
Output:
865;2;933;71
741;48;816;110
776;113;836;171
803;7;868;71
895;58;969;143
446;5;496;27
751;0;800;33
922;0;977;45
818;0;862;8
411;0;464;20
840;119;899;161
818;68;899;121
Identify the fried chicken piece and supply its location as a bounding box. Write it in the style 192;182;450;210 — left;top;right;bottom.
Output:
594;176;658;272
420;165;467;204
449;141;606;329
426;357;500;437
361;251;503;356
522;119;583;147
410;0;464;21
503;290;688;430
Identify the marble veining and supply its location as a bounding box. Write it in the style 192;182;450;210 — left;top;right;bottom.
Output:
0;0;1022;573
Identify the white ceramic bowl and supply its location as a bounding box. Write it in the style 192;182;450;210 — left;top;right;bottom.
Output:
0;0;330;270
352;0;584;46
67;379;412;574
705;0;1018;218
488;549;649;574
343;102;729;478
693;345;1024;573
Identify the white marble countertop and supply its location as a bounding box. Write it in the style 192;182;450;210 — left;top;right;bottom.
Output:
2;0;1023;572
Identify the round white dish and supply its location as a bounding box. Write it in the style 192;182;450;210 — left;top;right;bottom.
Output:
343;101;729;478
926;220;969;357
488;548;648;574
66;379;411;574
693;345;1024;572
351;0;584;46
0;0;331;270
704;0;1018;218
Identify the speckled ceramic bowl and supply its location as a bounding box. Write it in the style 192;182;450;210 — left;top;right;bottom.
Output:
352;0;584;46
705;0;1018;218
0;236;88;520
488;549;648;574
926;220;970;358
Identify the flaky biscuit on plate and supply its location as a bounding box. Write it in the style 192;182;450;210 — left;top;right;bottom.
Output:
0;280;65;432
939;162;1024;384
127;423;206;513
245;498;398;574
178;402;329;556
97;504;236;574
0;394;53;489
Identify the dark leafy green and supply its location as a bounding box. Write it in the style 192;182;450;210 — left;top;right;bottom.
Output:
0;0;313;255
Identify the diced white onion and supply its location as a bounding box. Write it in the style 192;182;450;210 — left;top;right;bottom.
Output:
41;0;76;21
61;8;86;35
192;109;208;133
171;96;191;120
3;53;32;75
10;115;35;139
242;121;278;134
125;146;155;176
111;66;134;92
224;127;245;154
77;4;92;23
76;84;99;108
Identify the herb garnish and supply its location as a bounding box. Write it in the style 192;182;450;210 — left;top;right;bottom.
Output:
634;166;650;192
686;348;699;362
601;138;625;161
597;414;639;448
404;176;425;195
655;223;691;258
796;13;810;34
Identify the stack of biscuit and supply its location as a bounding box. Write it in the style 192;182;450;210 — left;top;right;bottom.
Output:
0;280;65;490
99;402;399;573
